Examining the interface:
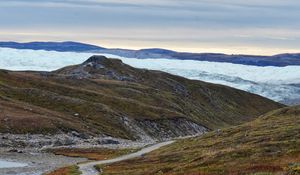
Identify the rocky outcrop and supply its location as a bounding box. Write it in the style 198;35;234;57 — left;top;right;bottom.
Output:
120;117;207;141
135;118;208;140
56;55;137;81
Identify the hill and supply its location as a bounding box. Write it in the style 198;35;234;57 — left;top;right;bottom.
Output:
100;105;300;175
0;56;283;141
0;47;299;106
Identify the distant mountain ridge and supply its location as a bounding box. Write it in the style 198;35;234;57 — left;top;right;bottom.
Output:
1;41;300;67
0;41;105;52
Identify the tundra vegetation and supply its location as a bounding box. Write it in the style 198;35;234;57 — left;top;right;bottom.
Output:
100;106;300;175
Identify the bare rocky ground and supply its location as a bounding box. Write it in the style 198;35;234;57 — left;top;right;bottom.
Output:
0;129;206;175
0;150;86;175
0;133;155;150
0;132;157;175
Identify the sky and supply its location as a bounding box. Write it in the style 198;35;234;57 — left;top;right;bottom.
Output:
0;0;300;55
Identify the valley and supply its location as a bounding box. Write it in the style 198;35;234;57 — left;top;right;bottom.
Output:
1;1;299;175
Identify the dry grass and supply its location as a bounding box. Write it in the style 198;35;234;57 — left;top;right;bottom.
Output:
45;165;80;175
101;106;300;175
46;147;137;175
51;147;137;160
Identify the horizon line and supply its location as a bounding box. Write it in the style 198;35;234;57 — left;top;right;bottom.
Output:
1;40;299;57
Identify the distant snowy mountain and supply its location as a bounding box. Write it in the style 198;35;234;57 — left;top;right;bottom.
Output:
0;47;299;105
1;41;300;66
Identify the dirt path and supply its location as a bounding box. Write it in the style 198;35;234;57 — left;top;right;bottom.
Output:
78;141;175;175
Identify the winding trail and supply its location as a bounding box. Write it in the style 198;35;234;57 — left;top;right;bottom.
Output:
78;141;175;175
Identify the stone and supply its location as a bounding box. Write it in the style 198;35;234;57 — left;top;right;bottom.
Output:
98;139;120;145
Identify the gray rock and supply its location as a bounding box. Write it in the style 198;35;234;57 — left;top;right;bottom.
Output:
98;139;120;145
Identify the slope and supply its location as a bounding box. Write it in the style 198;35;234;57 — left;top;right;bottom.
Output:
100;105;300;175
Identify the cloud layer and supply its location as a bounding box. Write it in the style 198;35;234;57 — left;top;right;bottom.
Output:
0;0;299;55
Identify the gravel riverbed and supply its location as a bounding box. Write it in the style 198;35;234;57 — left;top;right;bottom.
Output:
0;133;155;175
0;149;86;175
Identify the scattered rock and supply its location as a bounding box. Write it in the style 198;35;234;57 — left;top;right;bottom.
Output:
98;139;120;145
8;149;23;153
53;140;63;147
71;131;80;137
5;170;17;174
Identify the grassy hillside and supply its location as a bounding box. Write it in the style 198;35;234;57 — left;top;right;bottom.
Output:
0;56;283;139
101;105;300;175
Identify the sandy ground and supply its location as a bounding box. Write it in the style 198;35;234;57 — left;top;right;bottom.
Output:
0;149;86;175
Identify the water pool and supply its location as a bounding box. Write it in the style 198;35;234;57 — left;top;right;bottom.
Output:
0;160;27;168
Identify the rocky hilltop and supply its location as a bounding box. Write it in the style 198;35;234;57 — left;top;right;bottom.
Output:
0;56;283;148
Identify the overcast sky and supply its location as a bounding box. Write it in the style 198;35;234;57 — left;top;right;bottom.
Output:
0;0;300;55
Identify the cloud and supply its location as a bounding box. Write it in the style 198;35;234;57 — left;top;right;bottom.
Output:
0;0;299;55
